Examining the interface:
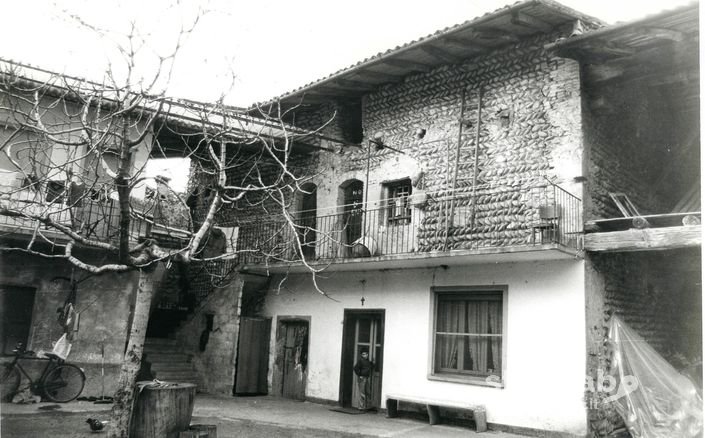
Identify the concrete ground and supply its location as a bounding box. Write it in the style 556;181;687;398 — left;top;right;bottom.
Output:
1;395;530;437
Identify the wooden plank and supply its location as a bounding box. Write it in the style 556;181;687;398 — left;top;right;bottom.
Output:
419;45;463;64
585;212;700;232
354;70;404;82
583;225;701;252
639;26;686;42
235;317;271;394
330;78;378;90
511;11;552;31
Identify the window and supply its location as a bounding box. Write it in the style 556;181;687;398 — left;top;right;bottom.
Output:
384;179;412;225
431;287;505;384
46;180;65;204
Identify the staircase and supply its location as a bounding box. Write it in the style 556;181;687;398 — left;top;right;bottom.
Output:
143;338;200;389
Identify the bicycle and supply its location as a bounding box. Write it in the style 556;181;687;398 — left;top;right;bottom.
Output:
1;342;85;403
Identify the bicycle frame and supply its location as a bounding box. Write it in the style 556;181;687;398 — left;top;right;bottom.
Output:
5;355;58;393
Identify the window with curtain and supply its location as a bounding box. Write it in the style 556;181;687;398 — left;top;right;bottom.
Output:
433;288;503;380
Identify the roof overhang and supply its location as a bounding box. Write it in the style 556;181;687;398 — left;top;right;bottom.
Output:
251;0;603;111
546;3;699;63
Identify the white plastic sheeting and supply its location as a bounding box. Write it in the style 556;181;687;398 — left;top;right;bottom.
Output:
608;316;702;437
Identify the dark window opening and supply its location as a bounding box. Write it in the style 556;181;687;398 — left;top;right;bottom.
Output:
339;99;363;144
1;286;36;355
46;180;65;204
384;179;412;225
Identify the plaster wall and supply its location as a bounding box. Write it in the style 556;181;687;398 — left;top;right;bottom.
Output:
171;276;243;395
262;259;587;435
0;250;139;397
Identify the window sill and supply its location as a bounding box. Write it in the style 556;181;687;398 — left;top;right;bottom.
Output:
427;373;504;388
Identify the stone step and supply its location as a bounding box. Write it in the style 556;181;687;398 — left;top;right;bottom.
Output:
144;337;179;347
144;352;193;363
143;344;183;354
151;362;195;372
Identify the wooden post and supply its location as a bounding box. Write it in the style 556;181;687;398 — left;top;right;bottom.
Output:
474;406;488;432
427;404;441;425
386;398;399;418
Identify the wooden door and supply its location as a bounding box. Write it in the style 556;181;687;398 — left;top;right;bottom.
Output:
281;321;309;400
234;317;271;395
351;316;383;408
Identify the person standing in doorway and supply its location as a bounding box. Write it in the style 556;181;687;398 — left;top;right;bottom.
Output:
353;350;374;410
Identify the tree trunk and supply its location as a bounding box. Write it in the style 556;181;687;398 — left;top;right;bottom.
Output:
109;268;157;438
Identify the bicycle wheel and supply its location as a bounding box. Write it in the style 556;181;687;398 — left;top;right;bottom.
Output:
43;364;85;402
1;365;21;401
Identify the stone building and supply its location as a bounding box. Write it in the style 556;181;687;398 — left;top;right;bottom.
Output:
178;1;700;437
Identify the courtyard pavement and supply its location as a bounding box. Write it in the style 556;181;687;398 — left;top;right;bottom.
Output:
1;395;530;437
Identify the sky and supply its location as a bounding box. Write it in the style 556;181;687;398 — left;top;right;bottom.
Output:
0;0;696;108
0;0;696;192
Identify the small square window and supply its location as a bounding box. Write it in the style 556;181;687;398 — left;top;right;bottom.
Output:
431;287;505;385
46;180;65;204
384;179;412;225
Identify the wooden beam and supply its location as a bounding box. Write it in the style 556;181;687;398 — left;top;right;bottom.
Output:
581;41;636;58
420;45;463;64
585;64;625;83
471;28;520;43
307;86;361;97
583;226;701;252
511;11;552;32
354;69;404;82
639;26;686;42
330;78;377;90
383;58;432;71
441;36;490;50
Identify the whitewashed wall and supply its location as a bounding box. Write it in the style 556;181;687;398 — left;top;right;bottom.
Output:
263;258;587;435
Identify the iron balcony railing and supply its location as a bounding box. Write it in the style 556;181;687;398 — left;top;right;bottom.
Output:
237;182;582;265
0;187;186;246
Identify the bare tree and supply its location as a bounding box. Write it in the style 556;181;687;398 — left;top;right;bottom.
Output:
0;12;335;436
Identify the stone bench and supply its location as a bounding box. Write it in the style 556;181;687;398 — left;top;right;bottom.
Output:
384;394;487;433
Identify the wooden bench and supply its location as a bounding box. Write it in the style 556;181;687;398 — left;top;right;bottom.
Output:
384;394;487;432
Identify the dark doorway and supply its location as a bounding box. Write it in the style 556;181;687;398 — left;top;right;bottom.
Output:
275;319;309;400
339;310;384;408
234;317;271;395
298;185;317;260
342;181;364;250
0;286;36;355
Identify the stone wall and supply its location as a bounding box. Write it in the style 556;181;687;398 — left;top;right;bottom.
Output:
0;249;139;397
283;31;584;251
171;274;243;395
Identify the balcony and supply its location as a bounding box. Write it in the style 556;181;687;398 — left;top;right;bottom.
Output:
238;182;582;271
0;183;188;248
